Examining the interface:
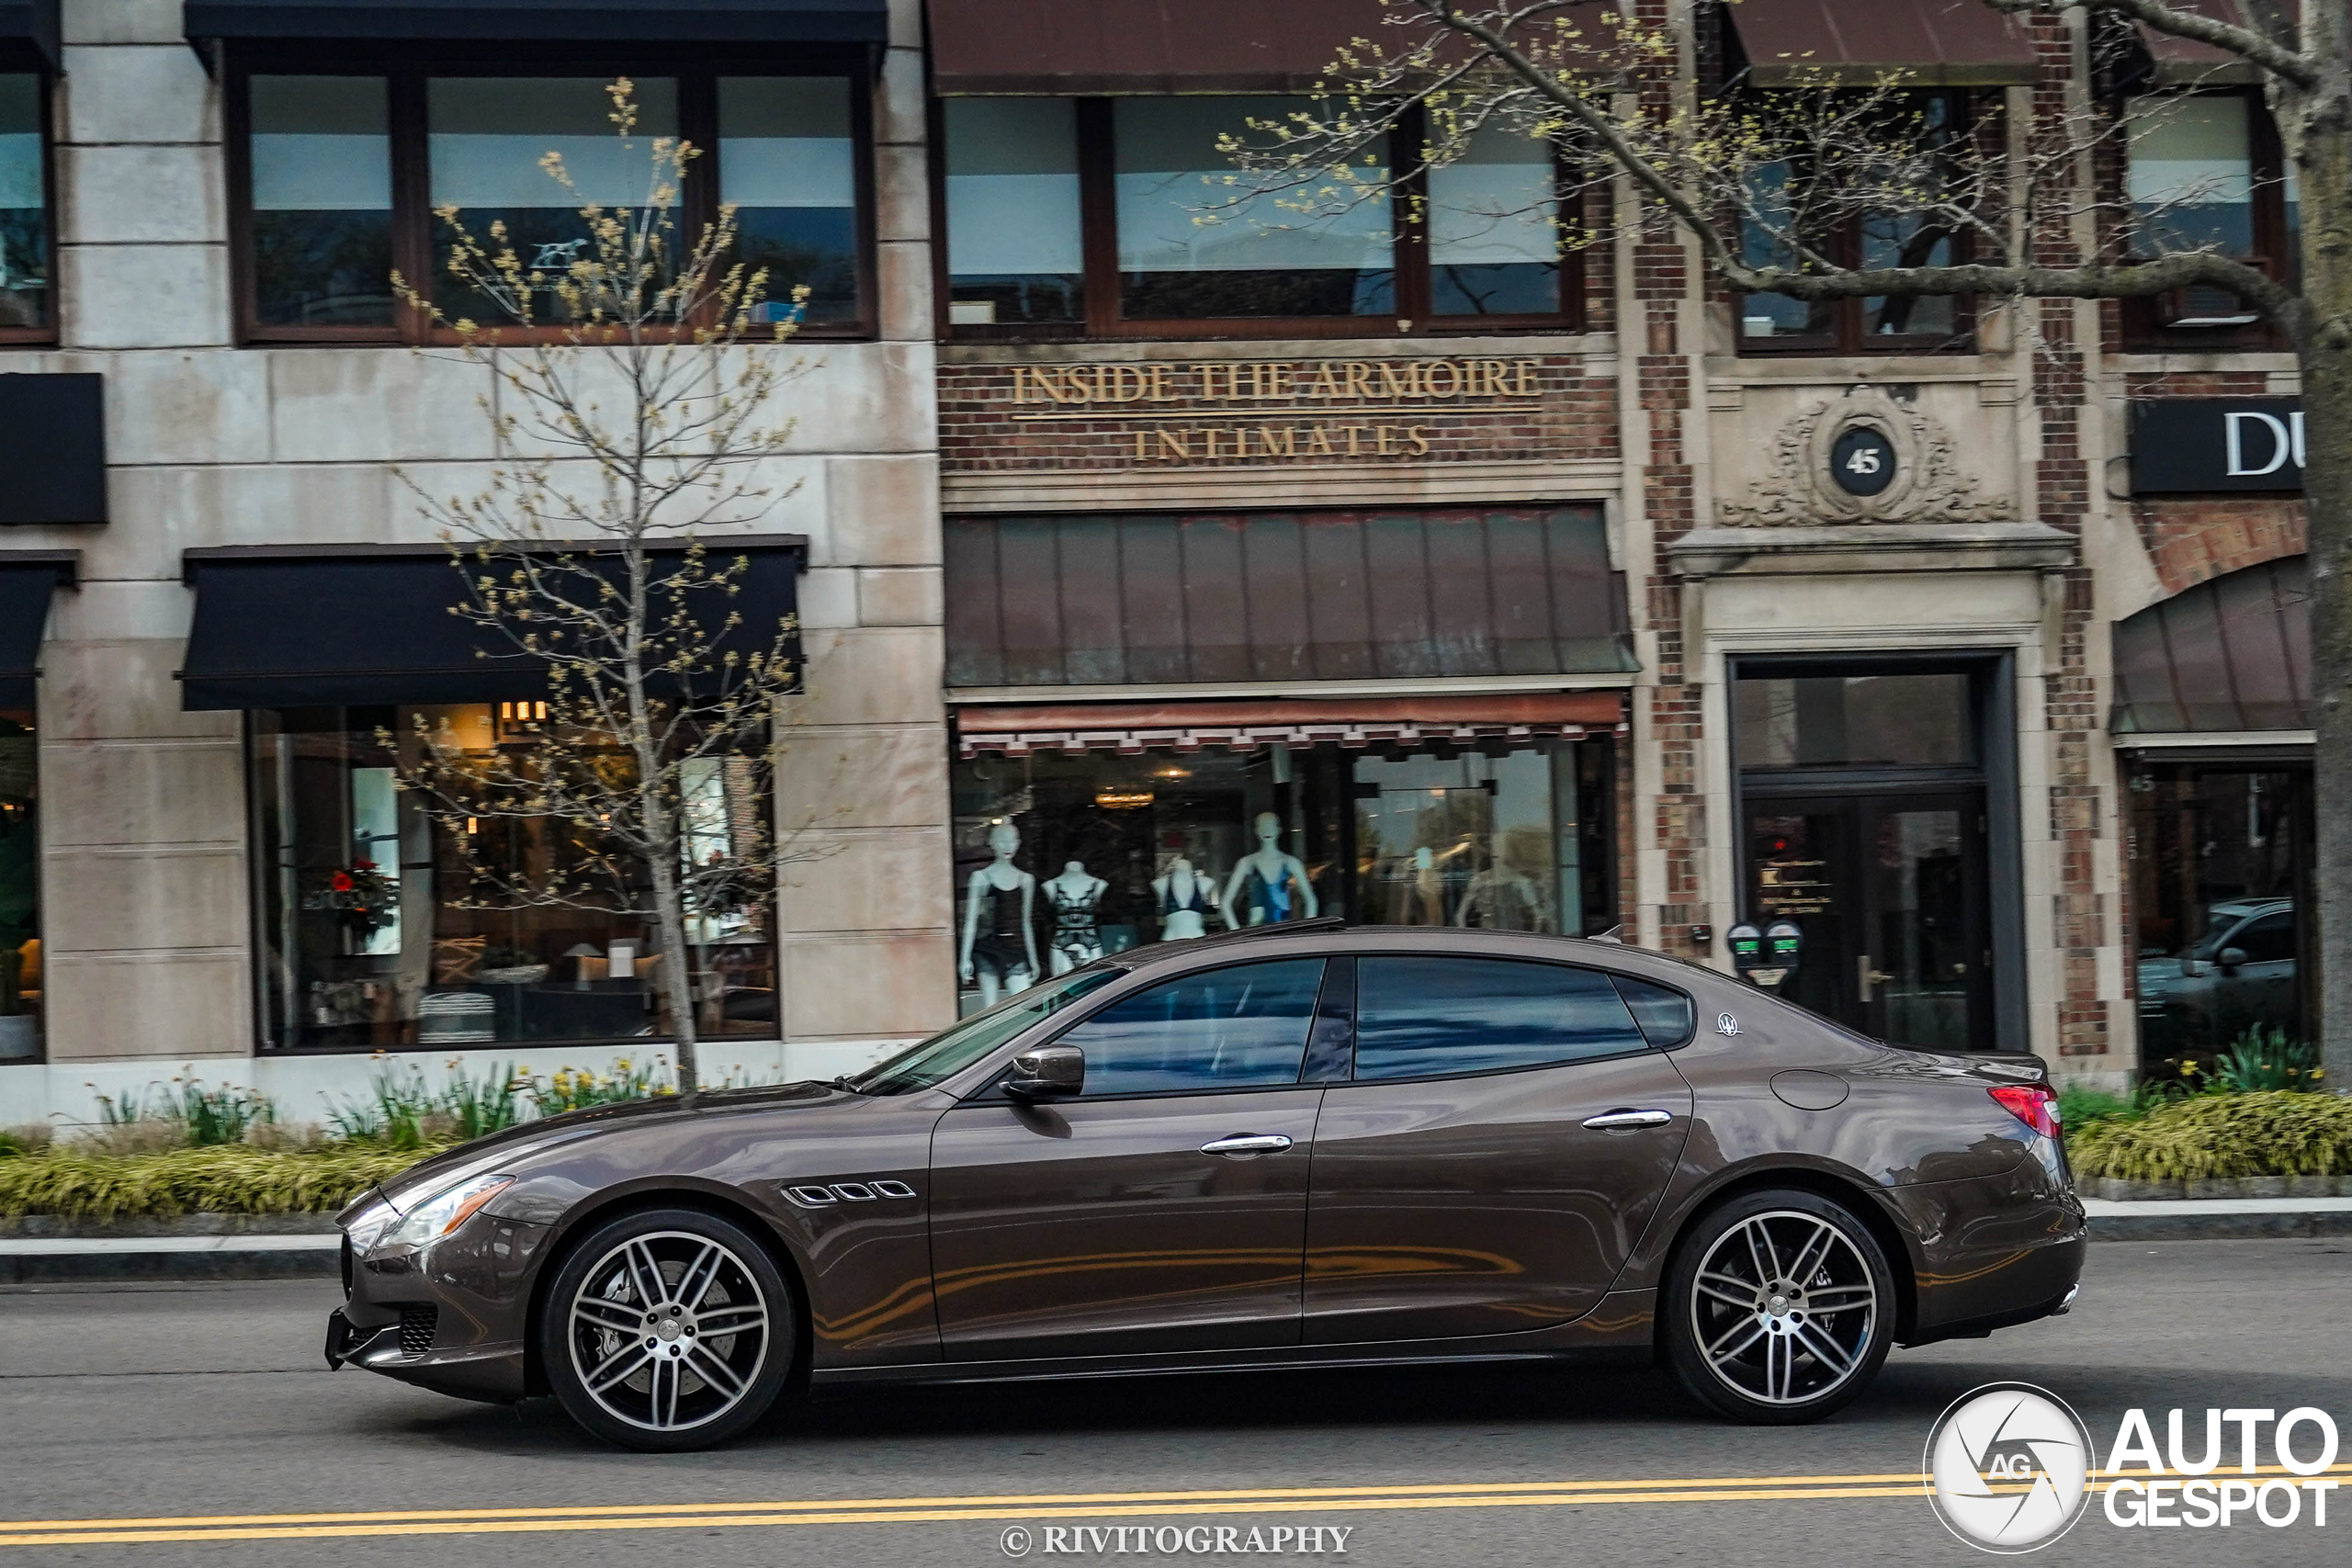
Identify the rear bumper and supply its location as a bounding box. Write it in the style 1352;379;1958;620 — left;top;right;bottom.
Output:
1890;1150;2086;1346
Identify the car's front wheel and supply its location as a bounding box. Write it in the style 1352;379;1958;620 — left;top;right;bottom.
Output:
539;1207;797;1451
1663;1189;1894;1424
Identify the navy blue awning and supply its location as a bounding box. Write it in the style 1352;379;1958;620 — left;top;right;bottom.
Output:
0;552;75;707
185;0;888;45
178;541;804;711
0;2;58;71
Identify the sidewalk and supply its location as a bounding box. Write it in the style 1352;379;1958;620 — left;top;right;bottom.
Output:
8;1194;2352;1283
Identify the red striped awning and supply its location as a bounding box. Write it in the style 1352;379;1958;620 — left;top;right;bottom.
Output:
956;693;1625;758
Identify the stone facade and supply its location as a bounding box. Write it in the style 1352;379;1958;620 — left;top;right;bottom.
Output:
0;0;950;1122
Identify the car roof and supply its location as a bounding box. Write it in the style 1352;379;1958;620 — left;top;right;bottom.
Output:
1110;920;1721;992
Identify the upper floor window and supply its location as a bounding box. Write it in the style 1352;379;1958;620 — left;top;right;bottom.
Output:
1736;92;1971;355
234;57;870;344
940;96;1584;339
2124;90;2296;337
0;69;51;341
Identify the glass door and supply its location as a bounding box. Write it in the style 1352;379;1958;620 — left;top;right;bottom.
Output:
1859;795;1989;1051
1745;792;1991;1048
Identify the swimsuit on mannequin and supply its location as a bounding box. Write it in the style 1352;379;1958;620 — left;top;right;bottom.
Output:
959;822;1038;1006
1044;861;1107;975
1153;858;1216;940
1222;812;1318;929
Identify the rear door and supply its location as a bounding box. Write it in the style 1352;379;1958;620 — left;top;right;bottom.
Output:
1303;954;1692;1344
929;957;1334;1361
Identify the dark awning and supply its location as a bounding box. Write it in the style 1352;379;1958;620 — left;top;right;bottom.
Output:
0;2;58;70
0;551;75;707
929;0;1390;95
945;506;1635;689
1726;0;2040;86
185;0;888;45
178;540;805;712
955;692;1627;758
0;374;106;526
2112;556;2308;734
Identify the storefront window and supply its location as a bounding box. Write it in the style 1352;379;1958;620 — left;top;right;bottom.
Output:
251;705;776;1052
2127;762;2311;1071
949;738;1614;1013
0;705;37;1058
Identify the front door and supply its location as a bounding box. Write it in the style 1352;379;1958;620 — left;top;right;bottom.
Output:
1303;953;1691;1343
1747;793;1992;1049
927;956;1331;1361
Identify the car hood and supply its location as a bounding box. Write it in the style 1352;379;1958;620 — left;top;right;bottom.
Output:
370;1079;842;1213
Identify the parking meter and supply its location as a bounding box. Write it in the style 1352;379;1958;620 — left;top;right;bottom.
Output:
1729;919;1801;989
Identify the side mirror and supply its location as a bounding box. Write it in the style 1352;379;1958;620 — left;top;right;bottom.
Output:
2217;946;2248;974
1005;1044;1084;1100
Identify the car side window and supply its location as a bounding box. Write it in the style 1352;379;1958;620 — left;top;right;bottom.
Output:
2233;912;2295;964
1353;956;1649;1081
1611;975;1695;1047
1053;958;1328;1096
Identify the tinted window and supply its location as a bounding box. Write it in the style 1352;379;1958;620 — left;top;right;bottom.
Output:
1612;976;1694;1047
854;969;1121;1095
1057;959;1326;1095
1354;957;1647;1080
2232;911;2295;964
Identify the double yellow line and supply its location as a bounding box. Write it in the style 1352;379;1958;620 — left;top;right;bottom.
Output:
6;1464;2346;1548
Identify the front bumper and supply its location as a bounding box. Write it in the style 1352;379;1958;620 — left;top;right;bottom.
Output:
328;1212;555;1404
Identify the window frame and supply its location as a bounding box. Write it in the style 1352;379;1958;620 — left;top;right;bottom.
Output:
1732;88;1979;359
1341;952;1667;1086
933;96;1589;343
225;41;878;348
0;46;57;349
2118;85;2296;352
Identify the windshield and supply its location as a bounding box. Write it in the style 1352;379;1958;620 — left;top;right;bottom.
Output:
851;969;1125;1095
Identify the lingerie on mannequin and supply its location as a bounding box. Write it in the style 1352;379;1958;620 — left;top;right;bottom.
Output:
1045;863;1106;975
1155;860;1214;941
967;877;1031;981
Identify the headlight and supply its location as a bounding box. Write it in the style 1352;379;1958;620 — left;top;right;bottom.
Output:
386;1174;515;1250
342;1197;398;1256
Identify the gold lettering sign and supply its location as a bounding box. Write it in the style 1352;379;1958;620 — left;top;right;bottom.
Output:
1002;356;1542;464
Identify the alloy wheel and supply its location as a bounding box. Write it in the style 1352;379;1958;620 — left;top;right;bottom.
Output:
1686;1208;1880;1407
564;1230;772;1434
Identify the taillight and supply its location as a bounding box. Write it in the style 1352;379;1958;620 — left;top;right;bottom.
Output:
1989;1084;2060;1139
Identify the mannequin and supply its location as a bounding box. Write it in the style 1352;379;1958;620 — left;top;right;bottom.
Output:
1223;812;1318;929
1153;856;1218;940
959;822;1038;1004
1043;860;1108;974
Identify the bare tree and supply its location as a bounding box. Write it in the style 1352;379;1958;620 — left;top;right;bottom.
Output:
392;81;815;1100
1242;0;2352;1089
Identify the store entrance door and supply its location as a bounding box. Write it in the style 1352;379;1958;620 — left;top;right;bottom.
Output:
1745;791;1993;1050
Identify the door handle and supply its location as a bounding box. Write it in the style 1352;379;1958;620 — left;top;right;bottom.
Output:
1199;1134;1295;1157
1858;955;1894;1002
1581;1109;1674;1130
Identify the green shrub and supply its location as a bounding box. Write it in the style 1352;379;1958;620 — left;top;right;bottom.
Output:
323;1060;446;1149
2210;1026;2324;1094
0;1142;451;1222
441;1059;525;1140
2057;1084;2132;1129
2068;1090;2352;1181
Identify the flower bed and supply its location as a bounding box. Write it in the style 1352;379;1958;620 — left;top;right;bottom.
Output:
0;1142;449;1224
2067;1091;2352;1183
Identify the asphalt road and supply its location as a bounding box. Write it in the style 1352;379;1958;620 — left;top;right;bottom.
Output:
2;1238;2346;1566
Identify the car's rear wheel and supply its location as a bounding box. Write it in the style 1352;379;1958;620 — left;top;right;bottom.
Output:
1663;1189;1894;1424
539;1207;796;1452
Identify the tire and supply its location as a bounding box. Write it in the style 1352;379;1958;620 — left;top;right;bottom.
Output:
538;1206;797;1452
1662;1188;1895;1425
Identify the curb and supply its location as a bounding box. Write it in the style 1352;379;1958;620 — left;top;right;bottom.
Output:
0;1229;340;1284
2084;1195;2352;1242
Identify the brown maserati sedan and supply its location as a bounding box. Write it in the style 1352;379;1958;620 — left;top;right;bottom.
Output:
326;921;2085;1450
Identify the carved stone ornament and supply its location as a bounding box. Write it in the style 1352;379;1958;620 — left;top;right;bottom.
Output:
1718;385;2018;526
